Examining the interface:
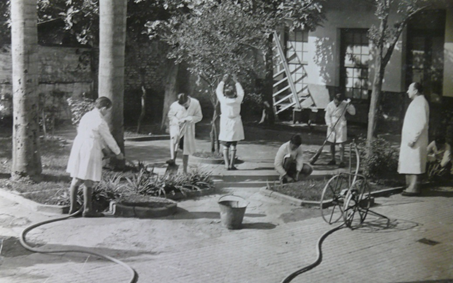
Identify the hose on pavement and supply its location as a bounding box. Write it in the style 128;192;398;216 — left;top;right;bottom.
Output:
280;223;345;283
19;209;137;283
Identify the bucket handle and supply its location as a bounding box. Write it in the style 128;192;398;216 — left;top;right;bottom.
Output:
218;194;249;206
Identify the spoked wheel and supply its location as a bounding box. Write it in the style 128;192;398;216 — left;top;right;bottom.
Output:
343;177;372;229
320;174;350;224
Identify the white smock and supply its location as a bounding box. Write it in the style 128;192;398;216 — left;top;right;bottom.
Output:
66;108;121;182
274;141;305;177
398;95;430;174
324;100;356;143
168;97;203;155
216;81;245;142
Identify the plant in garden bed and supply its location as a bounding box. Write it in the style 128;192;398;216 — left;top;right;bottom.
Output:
267;178;390;202
267;179;329;202
357;137;404;186
121;168;214;198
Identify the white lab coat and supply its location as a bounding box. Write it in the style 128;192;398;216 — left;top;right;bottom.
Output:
168;97;203;155
398;95;430;174
216;81;245;142
66;108;121;182
325;100;356;143
274;141;305;177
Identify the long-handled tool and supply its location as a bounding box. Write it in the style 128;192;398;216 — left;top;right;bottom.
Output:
309;101;350;165
165;122;186;175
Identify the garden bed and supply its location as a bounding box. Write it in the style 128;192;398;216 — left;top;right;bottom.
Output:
267;178;391;202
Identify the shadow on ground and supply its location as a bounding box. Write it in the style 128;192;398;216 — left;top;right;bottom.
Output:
169;207;266;220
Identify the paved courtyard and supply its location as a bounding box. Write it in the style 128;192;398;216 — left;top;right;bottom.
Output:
0;122;452;282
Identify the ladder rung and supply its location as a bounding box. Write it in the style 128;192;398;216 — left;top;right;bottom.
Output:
273;69;285;78
287;53;297;62
276;102;297;114
293;75;307;84
273;78;287;88
275;93;295;105
288;65;303;74
273;85;290;96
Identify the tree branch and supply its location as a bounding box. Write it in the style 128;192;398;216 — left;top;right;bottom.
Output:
382;5;429;65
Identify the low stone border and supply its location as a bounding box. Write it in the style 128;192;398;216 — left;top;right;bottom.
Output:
260;186;405;208
165;187;213;201
108;198;177;218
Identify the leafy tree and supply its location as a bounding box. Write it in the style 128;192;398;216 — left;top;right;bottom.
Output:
10;0;42;181
148;0;325;151
366;0;428;156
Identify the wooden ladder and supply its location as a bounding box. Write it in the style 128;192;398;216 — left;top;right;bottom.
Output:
272;31;314;116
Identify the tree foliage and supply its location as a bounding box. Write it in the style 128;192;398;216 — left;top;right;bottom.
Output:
366;0;429;155
147;0;325;86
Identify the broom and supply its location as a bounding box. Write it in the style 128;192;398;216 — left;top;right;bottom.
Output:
309;101;350;165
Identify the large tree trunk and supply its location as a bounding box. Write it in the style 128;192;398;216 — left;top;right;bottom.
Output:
99;0;127;169
10;0;42;181
161;62;179;131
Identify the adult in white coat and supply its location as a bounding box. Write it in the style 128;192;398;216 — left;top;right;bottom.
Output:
66;96;124;217
324;93;356;168
398;82;429;196
216;74;245;170
168;93;203;173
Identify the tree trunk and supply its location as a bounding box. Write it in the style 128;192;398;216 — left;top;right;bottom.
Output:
10;0;42;181
99;0;127;170
210;97;220;153
366;48;385;159
161;62;179;131
137;84;146;134
263;35;275;124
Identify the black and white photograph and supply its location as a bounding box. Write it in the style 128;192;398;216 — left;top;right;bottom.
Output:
0;0;452;282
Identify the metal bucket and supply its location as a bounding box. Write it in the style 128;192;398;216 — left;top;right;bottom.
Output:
218;195;248;229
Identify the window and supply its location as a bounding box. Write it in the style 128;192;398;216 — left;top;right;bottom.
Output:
286;30;309;95
340;29;370;100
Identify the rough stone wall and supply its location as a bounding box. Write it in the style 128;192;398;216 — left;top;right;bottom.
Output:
0;45;94;121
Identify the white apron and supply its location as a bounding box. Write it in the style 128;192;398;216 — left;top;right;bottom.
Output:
216;81;245;142
398;95;429;174
324;100;356;143
66;108;121;182
168;97;203;155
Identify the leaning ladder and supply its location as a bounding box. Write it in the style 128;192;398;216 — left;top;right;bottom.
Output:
272;31;314;115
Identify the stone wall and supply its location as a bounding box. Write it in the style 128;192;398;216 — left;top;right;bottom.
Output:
0;45;94;121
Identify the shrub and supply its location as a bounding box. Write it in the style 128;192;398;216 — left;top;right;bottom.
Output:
67;96;94;126
358;137;400;184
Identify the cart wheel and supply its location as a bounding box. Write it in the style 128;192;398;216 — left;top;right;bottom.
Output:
343;178;372;228
320;174;349;224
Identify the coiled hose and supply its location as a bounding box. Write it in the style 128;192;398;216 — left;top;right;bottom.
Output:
20;209;137;283
280;223;345;283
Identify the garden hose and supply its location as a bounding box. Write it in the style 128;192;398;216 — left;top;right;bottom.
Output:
281;142;363;282
280;223;345;283
19;208;138;283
